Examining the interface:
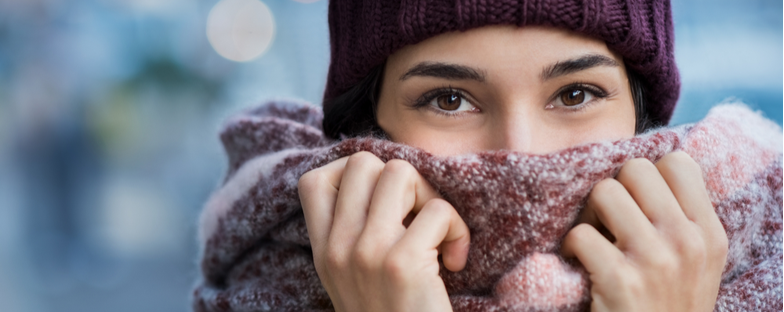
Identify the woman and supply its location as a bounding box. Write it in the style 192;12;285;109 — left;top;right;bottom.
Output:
299;5;725;311
194;0;781;311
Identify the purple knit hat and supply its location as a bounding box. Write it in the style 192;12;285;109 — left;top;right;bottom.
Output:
324;0;680;126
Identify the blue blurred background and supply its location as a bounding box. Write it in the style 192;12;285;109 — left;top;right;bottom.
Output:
0;0;780;311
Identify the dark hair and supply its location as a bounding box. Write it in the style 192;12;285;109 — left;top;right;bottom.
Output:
627;68;655;134
323;63;653;140
322;65;386;139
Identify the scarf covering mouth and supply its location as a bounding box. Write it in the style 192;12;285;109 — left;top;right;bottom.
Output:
192;100;782;312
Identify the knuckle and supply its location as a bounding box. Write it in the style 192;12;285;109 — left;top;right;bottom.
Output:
423;198;453;215
618;158;657;180
383;159;417;176
298;170;321;192
663;151;697;166
625;157;657;172
605;265;627;282
621;274;645;298
658;151;702;175
590;179;625;201
346;151;382;171
323;247;347;272
565;223;598;247
566;223;591;240
677;234;708;263
602;266;642;296
382;249;411;283
351;246;377;272
648;250;678;272
708;227;729;259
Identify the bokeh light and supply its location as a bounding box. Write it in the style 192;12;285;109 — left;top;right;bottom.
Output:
207;0;275;62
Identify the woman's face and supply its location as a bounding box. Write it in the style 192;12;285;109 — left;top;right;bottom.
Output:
376;26;636;156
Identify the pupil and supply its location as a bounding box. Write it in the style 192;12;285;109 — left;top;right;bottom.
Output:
438;93;462;110
562;89;584;106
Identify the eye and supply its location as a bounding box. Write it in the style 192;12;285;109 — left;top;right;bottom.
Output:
430;91;475;112
558;88;594;107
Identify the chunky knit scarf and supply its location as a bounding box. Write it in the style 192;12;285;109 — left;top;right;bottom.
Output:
192;100;782;312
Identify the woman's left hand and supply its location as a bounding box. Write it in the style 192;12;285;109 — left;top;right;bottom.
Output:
561;151;729;312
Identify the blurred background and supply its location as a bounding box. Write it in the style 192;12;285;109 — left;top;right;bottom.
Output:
0;0;780;311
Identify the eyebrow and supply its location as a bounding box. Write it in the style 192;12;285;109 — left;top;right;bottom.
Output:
400;62;486;82
540;54;619;81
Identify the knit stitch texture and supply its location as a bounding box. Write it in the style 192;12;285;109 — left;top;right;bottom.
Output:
193;100;782;311
324;0;680;126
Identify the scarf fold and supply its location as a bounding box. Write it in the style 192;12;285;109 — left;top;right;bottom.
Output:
192;99;782;312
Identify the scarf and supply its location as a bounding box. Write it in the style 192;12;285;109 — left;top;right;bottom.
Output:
192;100;782;312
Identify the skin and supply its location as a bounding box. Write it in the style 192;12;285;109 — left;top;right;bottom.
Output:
298;26;728;312
376;25;635;155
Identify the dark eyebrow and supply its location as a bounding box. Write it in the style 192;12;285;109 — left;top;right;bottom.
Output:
400;62;486;82
540;54;619;81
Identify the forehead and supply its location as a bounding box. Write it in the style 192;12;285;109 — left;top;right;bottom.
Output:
386;25;620;75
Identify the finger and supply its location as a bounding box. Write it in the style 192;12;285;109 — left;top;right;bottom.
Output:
654;152;716;227
395;199;470;272
585;179;657;247
363;159;442;240
330;152;385;249
561;223;625;276
298;157;349;255
616;158;687;226
575;204;616;243
655;152;728;266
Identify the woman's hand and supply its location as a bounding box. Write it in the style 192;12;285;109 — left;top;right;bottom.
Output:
298;152;471;312
562;151;729;312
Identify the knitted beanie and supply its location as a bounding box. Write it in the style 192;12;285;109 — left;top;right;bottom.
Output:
323;0;680;126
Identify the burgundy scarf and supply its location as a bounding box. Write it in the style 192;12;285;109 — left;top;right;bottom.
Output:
193;100;782;311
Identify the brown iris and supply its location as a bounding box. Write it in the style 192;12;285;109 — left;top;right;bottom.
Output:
436;93;462;111
560;89;585;106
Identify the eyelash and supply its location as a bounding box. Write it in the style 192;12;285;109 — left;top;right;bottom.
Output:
548;82;610;112
410;82;610;117
410;86;476;117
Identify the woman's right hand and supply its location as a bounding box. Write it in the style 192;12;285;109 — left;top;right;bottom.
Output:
298;152;471;312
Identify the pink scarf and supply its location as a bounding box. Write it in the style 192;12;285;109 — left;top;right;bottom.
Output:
193;100;782;311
